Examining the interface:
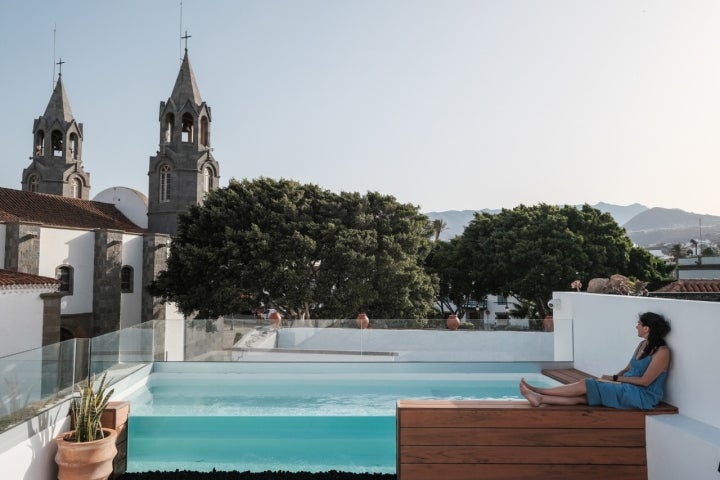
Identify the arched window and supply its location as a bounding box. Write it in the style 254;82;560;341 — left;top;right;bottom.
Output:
69;133;79;159
181;113;194;143
71;177;82;198
121;266;134;293
51;130;64;156
55;265;74;295
160;164;171;202
200;116;209;146
35;131;45;156
202;166;212;194
28;174;39;192
164;113;174;143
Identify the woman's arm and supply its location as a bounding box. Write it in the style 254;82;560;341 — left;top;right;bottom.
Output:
600;362;630;381
616;347;670;387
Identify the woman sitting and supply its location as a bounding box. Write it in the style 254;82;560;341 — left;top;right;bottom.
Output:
520;311;671;410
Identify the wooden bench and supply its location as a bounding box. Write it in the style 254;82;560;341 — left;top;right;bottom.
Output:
396;370;678;480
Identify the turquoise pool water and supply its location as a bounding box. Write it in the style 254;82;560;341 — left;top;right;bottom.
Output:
124;373;549;473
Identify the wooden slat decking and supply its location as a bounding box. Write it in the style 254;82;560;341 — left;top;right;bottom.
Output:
396;369;678;480
542;367;595;384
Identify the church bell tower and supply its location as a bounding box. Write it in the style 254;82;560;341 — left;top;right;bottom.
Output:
147;44;220;236
22;69;91;199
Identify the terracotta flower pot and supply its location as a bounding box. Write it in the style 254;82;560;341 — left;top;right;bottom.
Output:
268;311;282;327
356;313;369;329
446;314;460;330
543;315;554;332
56;428;118;480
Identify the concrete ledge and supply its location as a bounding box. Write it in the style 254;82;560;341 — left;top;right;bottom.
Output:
647;414;720;480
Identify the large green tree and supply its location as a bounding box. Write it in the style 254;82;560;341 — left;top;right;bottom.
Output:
149;178;436;319
424;238;484;319
455;203;671;318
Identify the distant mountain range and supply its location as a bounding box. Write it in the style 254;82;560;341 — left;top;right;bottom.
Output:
426;203;720;247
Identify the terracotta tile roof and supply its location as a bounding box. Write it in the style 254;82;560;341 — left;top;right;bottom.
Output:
0;187;146;234
654;279;720;293
0;269;60;288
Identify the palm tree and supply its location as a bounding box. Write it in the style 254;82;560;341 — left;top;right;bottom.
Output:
669;244;684;262
431;219;447;242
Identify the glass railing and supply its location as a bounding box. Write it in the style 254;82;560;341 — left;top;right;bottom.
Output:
177;316;558;362
1;316;563;431
0;322;157;433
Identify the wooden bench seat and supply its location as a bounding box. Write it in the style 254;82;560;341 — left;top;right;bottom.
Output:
396;369;678;480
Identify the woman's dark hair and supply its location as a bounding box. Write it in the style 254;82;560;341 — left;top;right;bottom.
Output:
639;312;671;358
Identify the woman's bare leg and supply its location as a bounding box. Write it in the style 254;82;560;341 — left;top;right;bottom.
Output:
520;382;587;407
521;378;587;397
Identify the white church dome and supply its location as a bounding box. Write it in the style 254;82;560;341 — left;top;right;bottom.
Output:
93;187;149;229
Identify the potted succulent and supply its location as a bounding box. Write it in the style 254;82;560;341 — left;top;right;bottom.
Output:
55;373;118;480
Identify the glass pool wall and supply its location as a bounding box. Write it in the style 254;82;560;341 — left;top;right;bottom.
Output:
118;364;561;474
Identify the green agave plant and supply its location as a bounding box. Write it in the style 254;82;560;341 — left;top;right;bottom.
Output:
70;373;114;442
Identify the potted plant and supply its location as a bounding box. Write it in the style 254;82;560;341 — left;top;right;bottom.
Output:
55;373;118;480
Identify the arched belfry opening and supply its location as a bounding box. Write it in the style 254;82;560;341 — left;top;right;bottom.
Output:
181;113;194;143
164;113;174;143
200;116;209;147
51;130;64;156
35;131;45;155
69;133;79;160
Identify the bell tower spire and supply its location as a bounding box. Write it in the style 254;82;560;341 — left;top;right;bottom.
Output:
147;38;220;235
22;67;91;199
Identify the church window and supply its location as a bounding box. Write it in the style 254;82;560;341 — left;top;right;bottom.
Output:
71;178;82;198
164;113;174;143
121;266;134;293
55;265;74;295
181;113;194;143
28;174;39;192
35;131;45;156
202;166;212;193
200;116;209;146
69;133;79;159
160;164;172;202
51;130;64;156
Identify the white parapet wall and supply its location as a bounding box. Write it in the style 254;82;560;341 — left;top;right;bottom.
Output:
553;292;720;480
277;328;555;362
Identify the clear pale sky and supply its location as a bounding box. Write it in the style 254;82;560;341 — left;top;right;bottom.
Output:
2;0;720;215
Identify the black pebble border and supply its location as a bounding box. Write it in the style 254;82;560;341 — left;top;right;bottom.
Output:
119;470;396;480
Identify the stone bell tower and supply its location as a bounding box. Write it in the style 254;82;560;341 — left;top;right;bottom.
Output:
147;42;220;236
22;67;91;199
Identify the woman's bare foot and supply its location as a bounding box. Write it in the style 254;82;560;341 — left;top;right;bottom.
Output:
519;382;542;407
520;377;541;393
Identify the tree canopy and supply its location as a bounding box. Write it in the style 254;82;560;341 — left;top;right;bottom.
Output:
149;177;437;319
447;203;672;318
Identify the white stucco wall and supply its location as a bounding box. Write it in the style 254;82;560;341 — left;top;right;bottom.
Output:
0;288;47;357
553;292;720;480
0;403;70;480
277;328;554;361
120;234;144;329
38;228;94;314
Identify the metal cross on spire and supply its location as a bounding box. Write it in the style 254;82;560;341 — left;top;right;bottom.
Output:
181;30;192;52
56;57;65;76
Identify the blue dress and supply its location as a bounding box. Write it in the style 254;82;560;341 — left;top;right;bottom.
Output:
584;351;668;410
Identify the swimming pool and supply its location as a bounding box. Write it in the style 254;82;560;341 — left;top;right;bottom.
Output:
123;371;555;473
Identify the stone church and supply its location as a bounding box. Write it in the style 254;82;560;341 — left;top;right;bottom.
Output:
0;48;219;357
